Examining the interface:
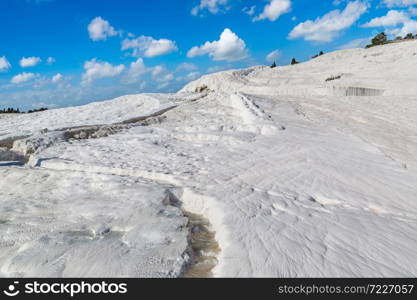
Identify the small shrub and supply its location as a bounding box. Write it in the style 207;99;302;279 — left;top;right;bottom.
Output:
290;58;299;65
27;108;48;114
270;61;277;68
366;32;387;48
312;51;324;59
195;85;209;93
325;75;342;82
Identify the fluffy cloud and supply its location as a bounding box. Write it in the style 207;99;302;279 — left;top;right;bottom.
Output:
362;10;410;27
177;71;201;82
123;58;148;84
191;0;229;16
122;36;178;58
81;59;125;85
187;28;249;61
88;17;120;41
20;56;41;67
123;58;174;84
183;71;201;81
151;65;174;83
88;17;177;58
0;56;11;72
389;19;417;36
176;62;198;72
11;72;38;84
253;0;292;22
52;73;63;83
266;50;281;63
362;9;417;37
47;57;56;65
288;1;368;42
207;65;231;73
382;0;417;7
243;6;256;16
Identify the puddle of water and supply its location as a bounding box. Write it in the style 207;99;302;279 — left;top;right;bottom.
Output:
183;211;221;278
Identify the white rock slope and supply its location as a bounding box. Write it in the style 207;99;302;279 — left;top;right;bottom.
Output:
1;41;417;277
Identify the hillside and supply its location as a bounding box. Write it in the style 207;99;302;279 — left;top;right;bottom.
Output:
1;41;417;277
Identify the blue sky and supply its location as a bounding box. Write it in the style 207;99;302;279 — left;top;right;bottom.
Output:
1;0;417;110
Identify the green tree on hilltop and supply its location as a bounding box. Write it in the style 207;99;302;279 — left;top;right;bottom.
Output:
366;32;387;48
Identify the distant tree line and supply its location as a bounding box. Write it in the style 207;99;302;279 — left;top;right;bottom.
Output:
0;107;48;114
27;107;48;114
0;108;21;114
270;31;417;69
325;75;342;82
366;32;417;48
311;51;324;59
270;51;324;68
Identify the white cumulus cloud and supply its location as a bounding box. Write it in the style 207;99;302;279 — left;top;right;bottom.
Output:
382;0;417;7
362;9;417;37
20;56;41;68
122;36;178;58
177;71;201;82
207;65;231;73
253;0;292;22
266;50;281;63
52;73;63;83
187;28;249;62
362;10;410;27
11;72;38;84
151;65;174;83
191;0;229;16
288;1;368;42
81;59;125;85
47;57;56;65
176;62;199;72
391;19;417;36
183;71;201;81
88;17;120;41
123;58;175;84
123;58;149;84
0;56;11;72
243;6;257;16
